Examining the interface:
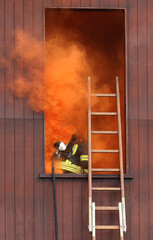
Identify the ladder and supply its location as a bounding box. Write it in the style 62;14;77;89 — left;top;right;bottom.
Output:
88;76;126;240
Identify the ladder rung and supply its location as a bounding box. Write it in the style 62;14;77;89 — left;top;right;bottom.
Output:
91;150;119;153
92;187;121;191
91;168;120;172
91;112;117;116
96;225;120;230
95;206;118;211
91;93;117;97
91;131;118;134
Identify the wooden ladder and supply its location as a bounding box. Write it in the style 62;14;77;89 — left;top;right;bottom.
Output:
88;76;127;240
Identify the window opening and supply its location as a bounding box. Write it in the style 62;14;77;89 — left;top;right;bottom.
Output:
45;9;125;174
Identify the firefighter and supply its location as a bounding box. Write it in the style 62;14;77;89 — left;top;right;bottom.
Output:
54;134;88;174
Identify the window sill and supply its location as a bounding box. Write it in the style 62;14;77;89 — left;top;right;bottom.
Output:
39;173;133;179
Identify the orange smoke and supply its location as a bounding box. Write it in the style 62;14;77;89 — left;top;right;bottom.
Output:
8;10;126;174
45;36;90;172
11;30;45;112
44;10;126;173
10;30;90;173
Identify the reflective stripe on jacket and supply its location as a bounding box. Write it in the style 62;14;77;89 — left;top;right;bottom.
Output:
80;155;88;161
57;159;82;174
72;144;78;155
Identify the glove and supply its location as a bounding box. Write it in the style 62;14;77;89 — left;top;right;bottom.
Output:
71;134;77;141
52;152;59;159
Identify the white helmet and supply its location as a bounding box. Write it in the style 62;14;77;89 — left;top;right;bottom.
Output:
54;141;67;151
58;142;66;151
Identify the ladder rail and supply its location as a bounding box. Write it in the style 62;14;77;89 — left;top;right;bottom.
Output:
118;202;124;240
92;202;96;240
88;76;126;239
116;76;127;232
88;76;92;232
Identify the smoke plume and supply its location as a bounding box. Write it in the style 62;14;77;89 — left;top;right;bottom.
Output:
7;10;126;174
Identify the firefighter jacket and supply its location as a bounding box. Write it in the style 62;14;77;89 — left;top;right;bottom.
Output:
57;136;88;174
